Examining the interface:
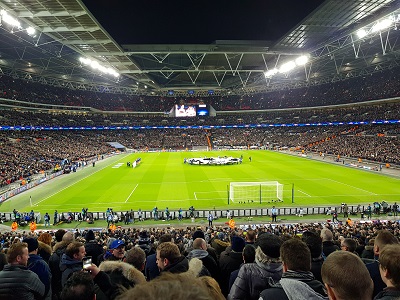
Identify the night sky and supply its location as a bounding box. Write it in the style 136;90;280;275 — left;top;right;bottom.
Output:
82;0;323;45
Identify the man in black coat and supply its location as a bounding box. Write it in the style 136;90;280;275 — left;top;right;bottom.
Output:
259;239;327;300
157;242;189;274
187;238;219;279
218;236;245;296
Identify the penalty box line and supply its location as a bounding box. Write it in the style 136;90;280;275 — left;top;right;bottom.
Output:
194;190;226;201
125;184;139;203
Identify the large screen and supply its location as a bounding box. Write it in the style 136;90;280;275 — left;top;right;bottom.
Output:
175;104;196;117
196;104;209;116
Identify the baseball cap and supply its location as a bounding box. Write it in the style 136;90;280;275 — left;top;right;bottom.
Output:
110;239;125;249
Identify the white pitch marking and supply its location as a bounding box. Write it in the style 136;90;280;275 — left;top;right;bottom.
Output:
194;192;198;200
297;190;312;197
326;178;377;195
125;184;139;203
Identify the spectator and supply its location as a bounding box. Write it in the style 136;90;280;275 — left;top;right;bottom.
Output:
60;241;87;286
103;239;125;262
23;237;52;300
124;247;146;272
374;244;400;300
321;228;339;257
156;242;189;274
361;238;375;260
340;238;358;254
199;276;226;300
60;271;96;300
0;242;45;299
84;230;103;266
302;230;324;283
219;236;245;296
37;232;53;263
229;233;283;300
322;251;373;300
229;244;256;292
259;238;327;299
187;238;219;279
366;230;399;297
145;233;173;280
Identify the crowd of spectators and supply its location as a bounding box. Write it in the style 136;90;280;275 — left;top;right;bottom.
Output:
1;65;400;111
1;219;400;299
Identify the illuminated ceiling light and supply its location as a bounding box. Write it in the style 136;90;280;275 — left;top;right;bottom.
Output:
0;9;21;29
357;29;368;39
264;68;278;78
372;18;393;33
26;26;36;36
295;55;309;66
279;61;296;73
79;56;119;77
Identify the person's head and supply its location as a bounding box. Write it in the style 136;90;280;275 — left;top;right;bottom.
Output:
322;251;373;300
7;242;29;266
321;228;334;242
378;244;400;289
60;271;95;300
192;238;207;250
242;244;256;263
66;241;86;261
255;233;282;262
22;237;39;254
159;234;173;244
55;229;67;242
280;238;311;272
374;230;399;256
116;272;210;300
124;247;146;271
156;242;181;271
231;236;246;253
245;229;256;243
109;240;125;260
340;238;357;253
302;231;322;259
38;232;53;246
62;231;75;243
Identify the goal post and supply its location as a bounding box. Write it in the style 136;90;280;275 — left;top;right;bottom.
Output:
229;181;284;204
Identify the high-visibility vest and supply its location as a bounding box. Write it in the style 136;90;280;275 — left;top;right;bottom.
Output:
11;222;18;231
229;219;235;229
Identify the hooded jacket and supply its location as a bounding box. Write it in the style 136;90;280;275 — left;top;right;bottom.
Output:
28;254;52;300
37;241;52;263
187;249;219;279
60;253;83;287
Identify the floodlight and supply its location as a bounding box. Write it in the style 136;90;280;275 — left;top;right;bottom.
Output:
264;68;278;77
0;9;21;29
26;27;36;36
372;18;393;33
295;55;309;66
279;61;296;73
357;29;367;39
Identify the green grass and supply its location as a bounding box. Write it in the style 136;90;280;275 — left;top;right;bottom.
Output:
1;150;399;217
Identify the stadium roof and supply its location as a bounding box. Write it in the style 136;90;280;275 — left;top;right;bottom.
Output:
0;0;399;97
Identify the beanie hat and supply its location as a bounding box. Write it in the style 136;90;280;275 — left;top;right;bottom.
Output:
231;236;246;252
23;238;39;253
85;230;95;241
192;230;205;240
255;233;282;258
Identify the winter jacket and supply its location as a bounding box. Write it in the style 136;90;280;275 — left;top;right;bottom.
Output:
144;253;160;280
322;241;339;257
259;271;327;300
374;287;400;300
37;241;52;263
187;249;219;279
361;245;375;259
163;256;189;274
27;254;52;300
48;241;68;298
85;240;104;266
211;238;231;257
60;254;84;287
0;264;45;300
219;249;244;296
367;260;386;298
228;259;283;300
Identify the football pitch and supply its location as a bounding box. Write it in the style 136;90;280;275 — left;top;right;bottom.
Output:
1;150;399;215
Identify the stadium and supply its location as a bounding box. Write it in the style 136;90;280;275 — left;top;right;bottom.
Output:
0;0;399;226
1;1;400;300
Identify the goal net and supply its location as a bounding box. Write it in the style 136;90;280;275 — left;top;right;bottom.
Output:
229;181;284;203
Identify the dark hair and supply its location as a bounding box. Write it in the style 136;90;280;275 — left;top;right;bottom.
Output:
60;272;95;300
243;245;256;263
280;238;311;272
302;231;322;259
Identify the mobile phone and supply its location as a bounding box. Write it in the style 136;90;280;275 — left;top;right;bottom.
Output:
82;256;92;269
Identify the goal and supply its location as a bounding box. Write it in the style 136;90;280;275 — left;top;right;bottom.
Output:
229;181;284;203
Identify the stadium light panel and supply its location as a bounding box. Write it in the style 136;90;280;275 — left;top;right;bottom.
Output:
26;26;36;36
0;9;21;29
264;68;278;78
357;29;367;39
79;56;119;77
372;18;393;33
279;61;296;73
295;55;309;66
